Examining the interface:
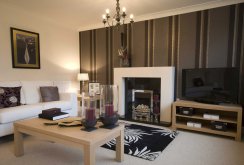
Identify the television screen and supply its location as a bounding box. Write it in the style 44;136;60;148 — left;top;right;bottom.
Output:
182;68;240;104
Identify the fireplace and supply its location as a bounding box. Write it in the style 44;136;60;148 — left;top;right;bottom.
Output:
124;78;161;124
132;89;153;122
114;67;175;125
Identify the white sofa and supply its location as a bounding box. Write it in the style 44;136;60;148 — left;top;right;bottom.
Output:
0;81;78;137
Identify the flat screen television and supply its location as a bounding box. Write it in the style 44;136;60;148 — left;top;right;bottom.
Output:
182;67;240;104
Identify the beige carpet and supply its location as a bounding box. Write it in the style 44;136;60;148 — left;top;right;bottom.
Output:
1;123;244;165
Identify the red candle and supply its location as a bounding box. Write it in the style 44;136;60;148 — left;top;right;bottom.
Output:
86;108;95;121
105;104;114;117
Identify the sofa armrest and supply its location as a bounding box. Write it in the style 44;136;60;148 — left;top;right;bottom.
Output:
59;92;78;116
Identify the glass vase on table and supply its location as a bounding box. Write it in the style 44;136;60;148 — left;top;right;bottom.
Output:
81;98;97;131
99;85;119;128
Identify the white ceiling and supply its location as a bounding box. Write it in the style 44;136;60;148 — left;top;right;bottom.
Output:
0;0;243;31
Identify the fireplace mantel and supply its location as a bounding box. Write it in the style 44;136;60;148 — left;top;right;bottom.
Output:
114;67;175;124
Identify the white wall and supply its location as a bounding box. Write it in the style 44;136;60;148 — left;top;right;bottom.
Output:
0;4;80;90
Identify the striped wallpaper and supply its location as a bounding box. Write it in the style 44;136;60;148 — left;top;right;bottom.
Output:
80;3;244;104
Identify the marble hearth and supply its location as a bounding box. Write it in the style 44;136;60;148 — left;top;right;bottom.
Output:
114;67;175;124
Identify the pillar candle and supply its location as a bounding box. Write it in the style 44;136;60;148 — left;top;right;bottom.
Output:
105;104;114;117
86;108;95;121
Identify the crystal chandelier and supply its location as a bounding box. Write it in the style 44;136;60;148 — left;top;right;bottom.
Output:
102;0;134;28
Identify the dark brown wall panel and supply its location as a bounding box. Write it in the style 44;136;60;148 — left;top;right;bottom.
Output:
132;21;147;67
178;13;197;69
207;6;230;68
236;4;244;68
112;28;124;68
177;12;198;98
80;31;91;73
241;56;244;103
153;18;169;66
95;28;107;84
238;4;244;104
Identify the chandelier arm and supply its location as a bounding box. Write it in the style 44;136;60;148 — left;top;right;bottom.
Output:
107;20;111;27
116;0;120;16
102;0;134;28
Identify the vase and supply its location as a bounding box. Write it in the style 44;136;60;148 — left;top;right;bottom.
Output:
81;98;97;130
99;85;119;127
119;58;130;67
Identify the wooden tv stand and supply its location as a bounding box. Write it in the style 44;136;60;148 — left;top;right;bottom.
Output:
172;100;242;141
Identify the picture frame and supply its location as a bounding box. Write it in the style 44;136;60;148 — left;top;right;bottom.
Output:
10;27;40;69
88;82;100;95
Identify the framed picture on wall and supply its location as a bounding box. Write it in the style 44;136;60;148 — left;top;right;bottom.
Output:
88;82;100;96
10;27;40;69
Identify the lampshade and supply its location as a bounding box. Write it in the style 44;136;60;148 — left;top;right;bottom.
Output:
77;73;89;81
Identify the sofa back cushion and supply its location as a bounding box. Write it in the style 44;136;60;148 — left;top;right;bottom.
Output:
21;81;53;104
0;81;25;104
40;86;60;102
0;81;73;105
0;87;21;108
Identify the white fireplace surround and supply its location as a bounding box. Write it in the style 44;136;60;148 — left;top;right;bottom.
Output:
114;67;175;124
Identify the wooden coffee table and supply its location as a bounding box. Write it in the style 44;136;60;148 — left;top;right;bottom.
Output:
14;118;124;165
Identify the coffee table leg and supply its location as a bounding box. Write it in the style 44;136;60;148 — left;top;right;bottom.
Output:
14;126;24;157
84;145;95;165
116;129;124;162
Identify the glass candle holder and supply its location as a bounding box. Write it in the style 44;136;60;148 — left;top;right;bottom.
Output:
82;98;97;129
100;85;119;126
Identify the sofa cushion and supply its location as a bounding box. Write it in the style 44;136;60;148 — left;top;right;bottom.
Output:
21;81;53;104
0;87;21;108
40;86;60;102
0;104;43;124
38;101;72;111
0;81;25;104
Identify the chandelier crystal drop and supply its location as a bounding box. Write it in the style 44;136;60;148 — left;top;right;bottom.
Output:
102;0;134;28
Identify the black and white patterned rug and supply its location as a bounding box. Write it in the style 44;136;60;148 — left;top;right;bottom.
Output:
102;123;178;161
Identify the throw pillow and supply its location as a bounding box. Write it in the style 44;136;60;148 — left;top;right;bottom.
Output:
40;86;60;102
0;87;21;108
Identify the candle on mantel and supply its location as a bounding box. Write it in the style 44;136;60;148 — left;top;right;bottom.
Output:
105;104;114;117
86;108;95;121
